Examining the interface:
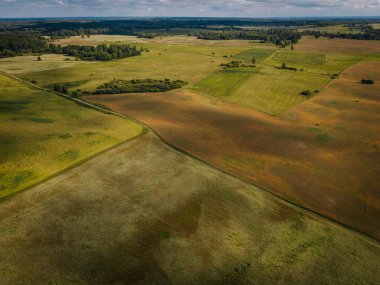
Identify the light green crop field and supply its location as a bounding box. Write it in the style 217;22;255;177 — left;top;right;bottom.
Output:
192;65;330;115
265;49;363;74
0;54;84;74
192;44;376;115
192;68;258;97
0;74;143;199
229;66;331;114
234;47;277;62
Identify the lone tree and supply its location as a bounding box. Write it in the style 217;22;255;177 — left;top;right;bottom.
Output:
37;56;42;61
361;79;375;84
301;90;312;96
252;57;256;64
281;62;287;69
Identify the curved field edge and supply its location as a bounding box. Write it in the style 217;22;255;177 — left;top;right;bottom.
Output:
0;132;379;285
0;73;144;199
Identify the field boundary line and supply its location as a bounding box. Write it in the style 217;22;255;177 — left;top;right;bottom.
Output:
1;69;379;247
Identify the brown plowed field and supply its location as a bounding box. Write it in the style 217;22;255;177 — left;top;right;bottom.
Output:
86;61;380;240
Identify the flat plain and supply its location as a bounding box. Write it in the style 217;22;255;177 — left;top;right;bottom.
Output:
0;132;379;284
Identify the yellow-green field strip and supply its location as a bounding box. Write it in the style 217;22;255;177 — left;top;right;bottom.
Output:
1;69;379;247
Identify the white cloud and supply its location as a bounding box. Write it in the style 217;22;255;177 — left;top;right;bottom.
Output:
0;0;379;17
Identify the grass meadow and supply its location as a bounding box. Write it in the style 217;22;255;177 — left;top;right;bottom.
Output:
0;74;143;199
193;44;375;115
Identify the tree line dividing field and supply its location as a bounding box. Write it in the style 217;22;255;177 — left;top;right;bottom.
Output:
0;34;142;60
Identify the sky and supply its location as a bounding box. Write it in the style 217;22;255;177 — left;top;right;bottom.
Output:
0;0;380;18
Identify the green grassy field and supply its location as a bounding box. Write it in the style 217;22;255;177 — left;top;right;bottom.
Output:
192;68;257;97
229;66;331;114
192;45;371;115
234;47;276;62
265;49;363;74
0;74;143;198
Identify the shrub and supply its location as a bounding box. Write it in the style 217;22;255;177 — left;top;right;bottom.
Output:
301;90;312;96
361;79;374;84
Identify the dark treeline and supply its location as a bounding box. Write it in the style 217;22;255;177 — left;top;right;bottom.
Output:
0;33;140;60
48;44;141;61
304;26;380;40
191;29;301;45
0;33;47;58
1;18;379;40
95;79;187;94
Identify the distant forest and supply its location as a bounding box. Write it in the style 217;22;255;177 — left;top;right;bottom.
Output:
190;29;301;45
0;18;379;58
0;34;141;60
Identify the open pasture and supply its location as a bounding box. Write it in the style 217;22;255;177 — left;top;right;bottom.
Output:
0;132;379;284
265;49;362;74
193;45;363;115
0;74;143;199
0;54;82;74
192;65;330;115
86;61;380;240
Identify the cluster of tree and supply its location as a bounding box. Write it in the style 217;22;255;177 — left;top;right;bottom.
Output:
48;44;141;61
280;63;298;71
190;29;301;46
361;79;375;84
4;18;379;36
0;33;47;58
220;60;255;68
53;84;69;94
0;32;141;61
1;19;378;43
94;79;188;94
